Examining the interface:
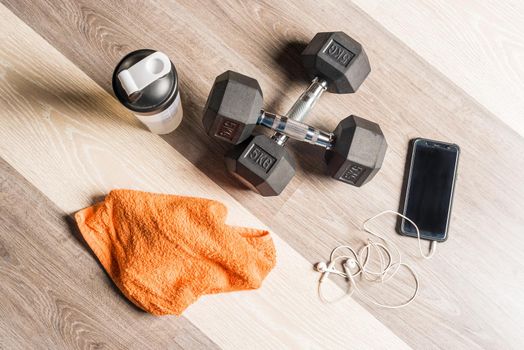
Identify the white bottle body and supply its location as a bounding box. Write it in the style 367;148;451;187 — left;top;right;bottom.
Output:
134;92;183;134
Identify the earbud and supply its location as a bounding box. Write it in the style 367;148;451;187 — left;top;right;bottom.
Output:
315;261;328;272
345;258;357;269
315;210;434;308
318;261;337;283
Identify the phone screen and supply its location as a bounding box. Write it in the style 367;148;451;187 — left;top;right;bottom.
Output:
401;139;459;241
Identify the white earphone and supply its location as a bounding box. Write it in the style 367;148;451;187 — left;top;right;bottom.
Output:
315;210;436;308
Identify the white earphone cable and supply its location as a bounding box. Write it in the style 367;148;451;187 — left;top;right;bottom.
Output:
316;210;436;308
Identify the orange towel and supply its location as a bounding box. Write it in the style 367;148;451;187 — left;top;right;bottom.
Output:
75;189;276;315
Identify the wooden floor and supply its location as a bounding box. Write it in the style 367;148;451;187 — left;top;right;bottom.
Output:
352;0;524;137
0;1;523;349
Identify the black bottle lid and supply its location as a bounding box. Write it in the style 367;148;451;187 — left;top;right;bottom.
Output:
112;49;179;115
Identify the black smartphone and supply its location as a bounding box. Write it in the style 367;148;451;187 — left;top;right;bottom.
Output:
399;138;460;241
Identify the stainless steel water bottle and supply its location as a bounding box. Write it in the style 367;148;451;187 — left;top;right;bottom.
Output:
112;49;183;134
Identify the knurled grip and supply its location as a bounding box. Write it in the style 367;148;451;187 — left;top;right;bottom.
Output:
259;111;334;148
272;78;327;145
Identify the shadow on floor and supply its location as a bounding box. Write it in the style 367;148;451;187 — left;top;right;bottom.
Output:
12;38;334;199
64;213;147;314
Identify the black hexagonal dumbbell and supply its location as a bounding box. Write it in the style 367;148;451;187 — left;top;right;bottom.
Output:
224;134;296;196
249;112;387;187
202;70;263;144
203;32;370;145
202;32;385;196
302;31;370;94
224;110;386;195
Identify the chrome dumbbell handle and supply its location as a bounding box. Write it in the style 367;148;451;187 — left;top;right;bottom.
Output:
258;111;334;149
271;77;328;145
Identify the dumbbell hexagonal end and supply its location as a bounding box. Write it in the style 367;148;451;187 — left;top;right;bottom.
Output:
302;32;370;94
225;135;296;196
202;71;263;144
325;116;387;186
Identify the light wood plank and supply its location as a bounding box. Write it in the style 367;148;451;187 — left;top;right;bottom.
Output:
0;158;219;350
0;4;409;349
2;0;524;348
352;0;524;136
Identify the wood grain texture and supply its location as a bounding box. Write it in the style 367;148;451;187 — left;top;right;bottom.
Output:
0;4;410;349
0;158;219;350
352;0;524;136
5;0;523;348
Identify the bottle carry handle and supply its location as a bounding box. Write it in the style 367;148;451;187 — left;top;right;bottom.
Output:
117;51;172;96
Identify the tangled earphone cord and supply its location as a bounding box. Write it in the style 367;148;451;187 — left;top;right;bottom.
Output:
316;210;436;308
